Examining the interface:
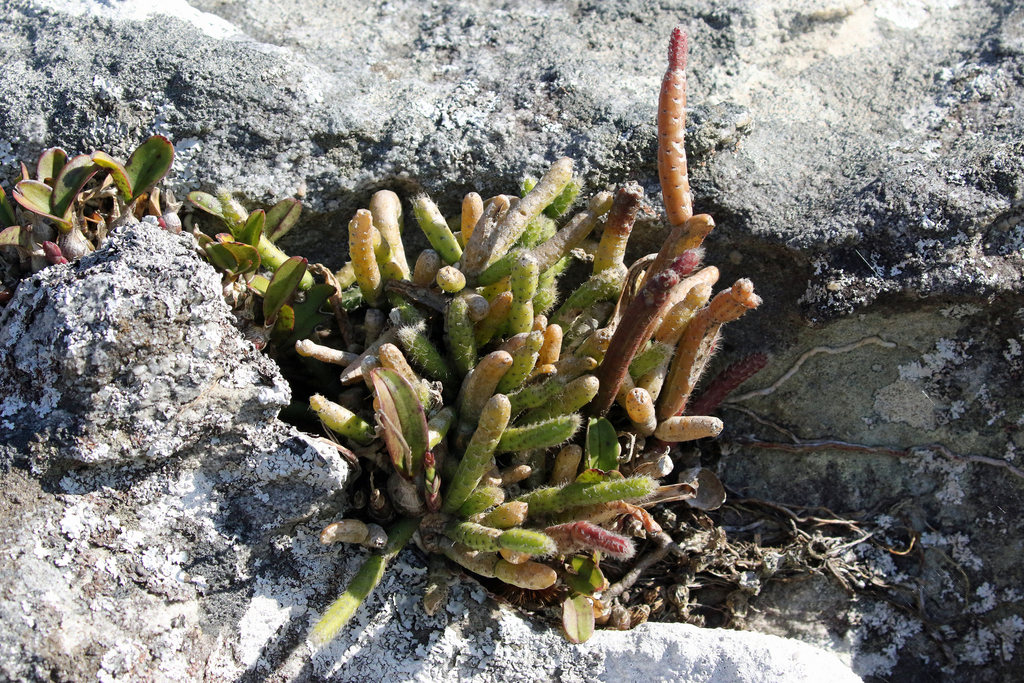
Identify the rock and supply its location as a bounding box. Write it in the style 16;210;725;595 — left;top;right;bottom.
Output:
0;220;288;469
0;225;355;681
0;0;1022;680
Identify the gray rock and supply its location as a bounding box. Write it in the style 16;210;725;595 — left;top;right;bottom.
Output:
0;0;1022;680
0;219;287;469
0;224;355;681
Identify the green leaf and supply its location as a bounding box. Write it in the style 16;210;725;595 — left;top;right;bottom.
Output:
585;417;620;472
237;209;265;248
226;242;260;274
370;367;429;479
0;186;18;228
204;241;260;276
124;135;174;203
36;148;67;182
13;180;67;227
566;556;609;596
264;256;307;324
284;283;334;346
0;225;22;247
272;304;295;336
248;274;270;296
91;151;132;202
188;191;226;221
51;154;100;223
562;594;595;644
203;241;239;273
265;198;301;243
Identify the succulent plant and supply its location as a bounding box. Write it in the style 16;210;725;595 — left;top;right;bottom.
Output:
185;189;338;348
0;135;176;295
272;26;766;647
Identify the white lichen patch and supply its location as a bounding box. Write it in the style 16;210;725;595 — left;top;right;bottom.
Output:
873;378;938;430
898;337;970;380
845;601;923;677
913;448;970;506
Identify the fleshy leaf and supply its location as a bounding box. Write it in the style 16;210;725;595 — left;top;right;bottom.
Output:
225;242;260;275
203;241;240;273
248;274;270;296
369;367;429;479
36;148;67;182
284;283;334;346
562;594;595;644
584;417;620;472
91;151;132;202
0;188;18;229
237;209;265;248
124;135;174;202
188;191;226;221
13;180;66;227
204;241;260;278
562;556;608;596
0;225;22;246
51;154;100;223
263;256;307;324
265;197;302;243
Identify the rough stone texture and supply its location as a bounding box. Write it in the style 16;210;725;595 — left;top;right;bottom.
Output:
0;225;355;682
0;0;1022;681
0;220;288;468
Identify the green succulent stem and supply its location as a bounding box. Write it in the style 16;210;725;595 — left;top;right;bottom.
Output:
447;295;478;376
414;195;463;265
310;516;420;647
396;324;456;384
629;341;674;379
495;331;543;394
497;414;581;452
551;265;627;327
515;476;657;517
457;486;506;517
442;394;511;514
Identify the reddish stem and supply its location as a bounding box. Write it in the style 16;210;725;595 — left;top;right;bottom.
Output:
688;352;768;415
589;251;700;416
668;26;688;72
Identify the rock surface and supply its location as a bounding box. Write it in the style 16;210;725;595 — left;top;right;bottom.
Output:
0;0;1022;681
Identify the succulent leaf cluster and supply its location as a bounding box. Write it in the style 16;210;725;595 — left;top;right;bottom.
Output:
277;27;761;647
0;136;175;296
